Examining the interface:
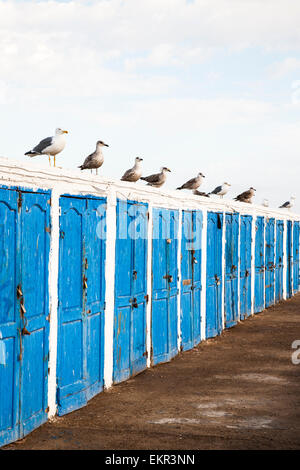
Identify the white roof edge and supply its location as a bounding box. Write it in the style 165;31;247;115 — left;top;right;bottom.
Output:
0;156;299;220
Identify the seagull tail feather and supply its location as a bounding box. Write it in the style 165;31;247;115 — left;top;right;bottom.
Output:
25;151;40;156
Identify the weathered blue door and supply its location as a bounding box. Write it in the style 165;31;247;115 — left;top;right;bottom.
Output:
206;212;223;338
0;187;50;447
286;220;293;298
275;220;284;302
224;213;239;328
152;208;179;365
57;195;106;415
180;210;202;351
265;218;275;308
113;200;148;383
240;215;252;319
293;221;299;293
254;216;265;313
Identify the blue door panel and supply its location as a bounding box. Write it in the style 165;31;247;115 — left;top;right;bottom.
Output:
152;208;179;365
57;195;106;416
275;220;284;302
113;200;148;383
240;215;252;319
293;222;299;293
254;216;265;313
0;187;50;447
224;213;239;328
206;212;223;338
265;218;275;308
180;210;202;351
286;221;293;298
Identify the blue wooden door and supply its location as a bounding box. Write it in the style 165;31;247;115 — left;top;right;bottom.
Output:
113;200;148;383
180;210;202;351
206;212;223;338
254;216;265;313
152;208;179;365
240;215;252;320
224;213;239;328
57;195;106;415
286;221;293;298
265;218;275;308
293;221;299;293
0;188;50;447
275;220;284;302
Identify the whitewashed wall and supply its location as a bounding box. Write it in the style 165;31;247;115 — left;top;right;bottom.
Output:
0;157;299;419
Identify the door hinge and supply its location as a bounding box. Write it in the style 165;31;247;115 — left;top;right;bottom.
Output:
45;406;49;413
17;192;22;212
45;226;51;233
144;294;149;303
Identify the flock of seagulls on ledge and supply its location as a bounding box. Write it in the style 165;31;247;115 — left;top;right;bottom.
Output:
24;128;296;210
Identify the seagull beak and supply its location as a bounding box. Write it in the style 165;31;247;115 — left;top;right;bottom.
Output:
62;130;68;134
104;143;109;147
168;168;171;172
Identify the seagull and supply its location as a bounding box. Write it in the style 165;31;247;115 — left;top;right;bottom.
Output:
78;140;109;175
262;198;269;207
25;128;68;167
279;196;296;209
176;172;205;190
140;167;171;187
209;182;231;198
193;189;209;197
234;187;256;203
121;157;143;182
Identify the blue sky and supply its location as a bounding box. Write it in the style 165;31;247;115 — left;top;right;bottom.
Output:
0;0;300;210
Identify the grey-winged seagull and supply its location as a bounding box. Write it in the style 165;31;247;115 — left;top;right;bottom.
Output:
279;196;296;209
234;187;256;203
140;167;171;187
177;172;205;190
78;140;109;175
209;182;231;198
121;157;143;182
25;127;68;167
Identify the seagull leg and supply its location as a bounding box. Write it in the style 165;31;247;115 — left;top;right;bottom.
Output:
54;155;56;167
48;155;51;167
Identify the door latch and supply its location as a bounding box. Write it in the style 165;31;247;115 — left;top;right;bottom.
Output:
133;270;138;280
163;274;173;283
16;284;23;299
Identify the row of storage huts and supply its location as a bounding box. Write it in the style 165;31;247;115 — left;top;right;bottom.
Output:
0;157;299;447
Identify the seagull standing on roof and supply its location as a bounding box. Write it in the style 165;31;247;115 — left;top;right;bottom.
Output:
209;182;231;198
234;187;256;203
140;167;171;187
279;196;296;209
176;172;205;190
121;157;143;182
25;128;68;167
78;140;109;175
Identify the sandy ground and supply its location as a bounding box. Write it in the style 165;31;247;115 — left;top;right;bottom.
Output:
5;294;300;450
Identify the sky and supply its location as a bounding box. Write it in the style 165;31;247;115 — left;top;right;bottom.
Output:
0;0;300;210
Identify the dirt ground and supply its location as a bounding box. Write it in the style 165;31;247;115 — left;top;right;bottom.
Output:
5;294;300;450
